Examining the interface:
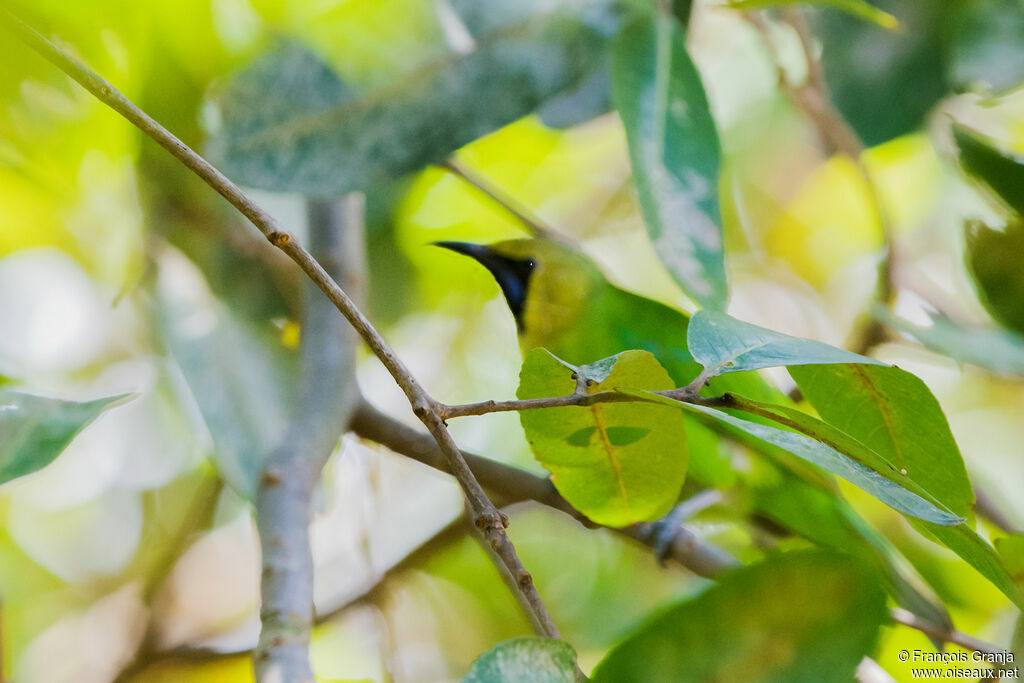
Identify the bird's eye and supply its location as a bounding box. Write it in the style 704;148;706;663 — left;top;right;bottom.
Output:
526;259;536;269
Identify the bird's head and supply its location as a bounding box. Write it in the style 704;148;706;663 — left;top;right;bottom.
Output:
434;238;598;347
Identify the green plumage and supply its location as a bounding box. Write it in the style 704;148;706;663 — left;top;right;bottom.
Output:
478;238;774;402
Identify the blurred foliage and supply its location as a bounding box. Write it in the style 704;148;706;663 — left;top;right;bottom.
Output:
0;0;1023;682
590;550;887;682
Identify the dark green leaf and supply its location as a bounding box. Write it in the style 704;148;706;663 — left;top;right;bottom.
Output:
966;218;1024;335
612;14;727;310
517;350;688;527
207;1;622;195
955;125;1024;215
951;0;1024;94
463;637;578;683
631;390;962;524
0;391;131;485
790;364;973;517
591;551;887;683
813;0;949;146
790;364;1024;607
923;523;1024;609
751;470;952;635
879;309;1024;376
725;395;961;517
688;310;884;376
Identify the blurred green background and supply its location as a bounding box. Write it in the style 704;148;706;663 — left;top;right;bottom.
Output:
1;0;1023;681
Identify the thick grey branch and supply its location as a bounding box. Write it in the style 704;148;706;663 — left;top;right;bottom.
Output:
253;199;360;682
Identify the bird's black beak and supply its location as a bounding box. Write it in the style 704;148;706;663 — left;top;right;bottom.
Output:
432;241;535;330
433;241;492;261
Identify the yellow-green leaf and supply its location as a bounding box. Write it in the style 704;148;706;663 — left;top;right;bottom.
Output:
517;349;688;527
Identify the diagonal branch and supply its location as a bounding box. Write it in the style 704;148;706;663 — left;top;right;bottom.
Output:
439;158;568;244
0;2;560;654
744;8;895;355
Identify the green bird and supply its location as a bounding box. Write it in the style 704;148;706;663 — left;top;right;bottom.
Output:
434;238;770;401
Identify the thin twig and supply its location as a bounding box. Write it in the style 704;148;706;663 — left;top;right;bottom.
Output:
439;386;722;420
973;486;1021;535
889;608;1004;657
440;158;566;242
745;8;895;354
0;2;560;648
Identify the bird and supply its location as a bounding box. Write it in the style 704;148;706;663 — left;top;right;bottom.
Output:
433;238;774;402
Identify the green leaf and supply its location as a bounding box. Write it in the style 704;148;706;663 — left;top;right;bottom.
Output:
159;274;297;498
591;551;887;683
727;0;899;30
923;523;1024;610
611;14;727;310
951;0;1024;94
0;391;131;485
789;364;974;519
790;364;1024;608
517;350;688;527
813;0;949;146
207;1;621;195
688;310;884;376
751;471;952;635
879;309;1024;376
955;125;1024;215
995;535;1024;583
631;390;962;524
463;637;578;683
725;395;961;518
966;219;1024;335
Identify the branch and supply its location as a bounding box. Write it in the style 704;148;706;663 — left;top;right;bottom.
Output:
354;401;1003;657
888;608;1005;657
253;199;361;682
745;8;894;355
352;398;742;578
111;405;1004;674
440;158;566;243
439;387;724;420
1;8;560;643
